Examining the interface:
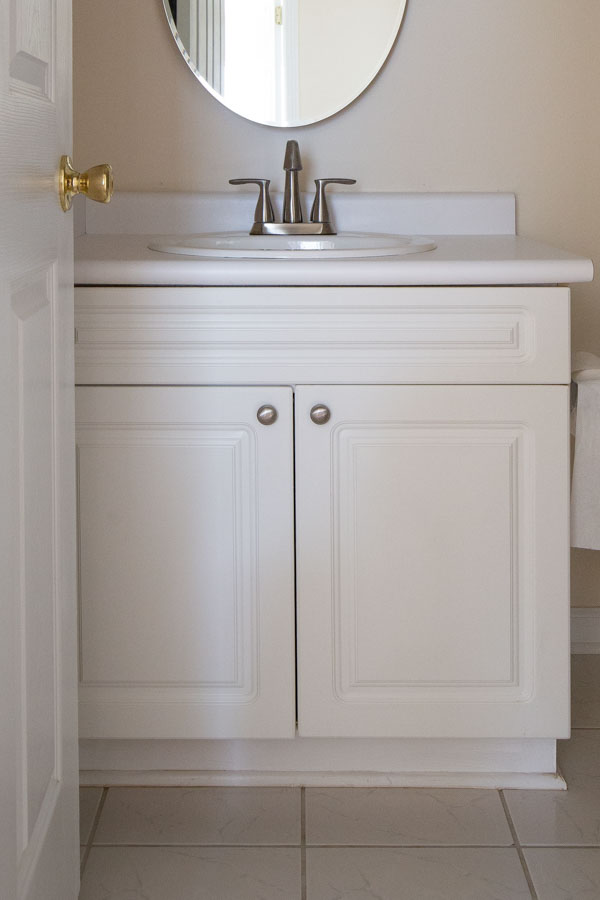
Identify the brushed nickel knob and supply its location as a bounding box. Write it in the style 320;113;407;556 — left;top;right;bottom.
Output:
310;404;331;425
257;405;278;425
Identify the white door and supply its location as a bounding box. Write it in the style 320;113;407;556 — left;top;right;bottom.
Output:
296;385;570;739
76;386;296;739
0;0;79;898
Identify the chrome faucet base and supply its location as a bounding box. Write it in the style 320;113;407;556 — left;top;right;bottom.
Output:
250;221;336;236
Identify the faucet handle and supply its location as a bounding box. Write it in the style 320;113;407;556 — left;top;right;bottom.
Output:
229;178;275;231
310;178;357;226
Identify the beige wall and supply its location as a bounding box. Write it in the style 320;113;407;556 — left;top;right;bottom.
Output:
298;0;402;122
74;0;600;607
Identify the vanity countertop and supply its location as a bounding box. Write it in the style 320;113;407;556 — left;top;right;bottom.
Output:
74;233;593;287
74;192;593;287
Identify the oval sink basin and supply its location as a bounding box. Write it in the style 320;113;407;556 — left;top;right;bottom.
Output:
148;231;436;260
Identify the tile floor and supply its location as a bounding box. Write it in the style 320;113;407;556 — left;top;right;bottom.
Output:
78;655;600;899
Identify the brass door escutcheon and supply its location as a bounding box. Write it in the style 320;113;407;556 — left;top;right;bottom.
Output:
59;155;114;211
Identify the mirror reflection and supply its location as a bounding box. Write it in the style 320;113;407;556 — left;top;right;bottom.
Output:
165;0;407;127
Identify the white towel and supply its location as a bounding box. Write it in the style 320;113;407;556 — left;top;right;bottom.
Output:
571;351;600;550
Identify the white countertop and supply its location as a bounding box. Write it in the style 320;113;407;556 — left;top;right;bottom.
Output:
75;233;593;287
74;192;593;287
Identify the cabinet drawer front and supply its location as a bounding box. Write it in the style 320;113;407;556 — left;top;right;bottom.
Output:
295;385;569;739
76;386;295;739
75;286;570;385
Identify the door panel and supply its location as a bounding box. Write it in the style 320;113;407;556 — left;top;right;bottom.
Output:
296;385;569;739
13;269;56;852
1;0;78;897
76;386;296;739
9;0;54;95
339;427;516;690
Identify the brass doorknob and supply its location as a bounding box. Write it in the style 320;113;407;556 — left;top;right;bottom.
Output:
59;155;114;211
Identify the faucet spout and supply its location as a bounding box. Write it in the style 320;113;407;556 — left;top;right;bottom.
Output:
283;139;302;171
282;140;303;224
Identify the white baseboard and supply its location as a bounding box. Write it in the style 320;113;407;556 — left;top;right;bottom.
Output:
79;736;563;790
79;768;566;791
572;607;600;653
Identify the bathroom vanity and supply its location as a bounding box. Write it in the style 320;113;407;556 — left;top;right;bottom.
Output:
75;192;592;788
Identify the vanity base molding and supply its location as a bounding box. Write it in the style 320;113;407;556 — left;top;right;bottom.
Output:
79;737;564;791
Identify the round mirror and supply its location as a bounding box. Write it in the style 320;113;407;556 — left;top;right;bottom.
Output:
163;0;408;127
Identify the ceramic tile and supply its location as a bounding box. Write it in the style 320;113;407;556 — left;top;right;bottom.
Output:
306;847;531;899
572;654;600;728
79;787;103;845
524;848;600;899
505;731;600;846
505;782;600;847
79;846;301;900
305;787;513;846
93;786;301;846
558;730;600;782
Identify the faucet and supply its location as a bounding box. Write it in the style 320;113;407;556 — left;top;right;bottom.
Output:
230;141;356;236
282;140;303;224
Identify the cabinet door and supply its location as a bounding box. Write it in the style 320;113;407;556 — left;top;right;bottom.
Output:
296;386;569;739
76;387;295;739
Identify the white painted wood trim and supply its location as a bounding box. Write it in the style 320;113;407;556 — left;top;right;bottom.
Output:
79;768;566;790
74;286;570;387
572;607;600;653
79;736;563;789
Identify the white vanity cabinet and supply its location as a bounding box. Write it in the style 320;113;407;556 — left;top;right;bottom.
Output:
75;285;571;742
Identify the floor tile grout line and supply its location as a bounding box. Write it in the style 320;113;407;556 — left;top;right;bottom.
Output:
85;841;592;850
301;787;307;900
81;786;109;876
301;843;525;850
89;843;304;848
80;840;600;850
499;790;538;900
517;844;600;850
